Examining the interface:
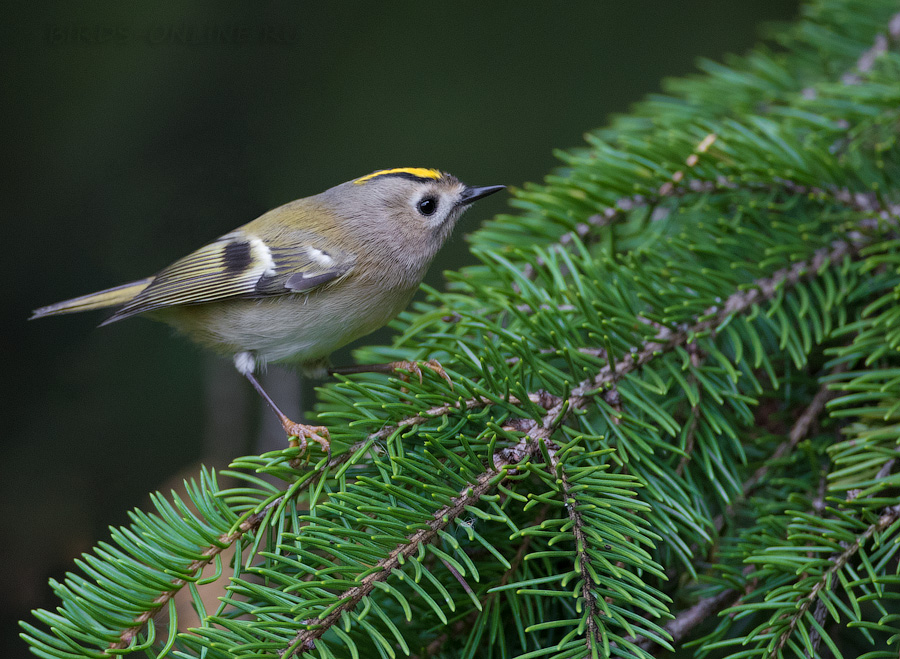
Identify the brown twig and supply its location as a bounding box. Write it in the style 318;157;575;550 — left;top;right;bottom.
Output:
742;374;843;499
805;574;832;659
637;588;741;654
439;557;475;598
709;372;844;538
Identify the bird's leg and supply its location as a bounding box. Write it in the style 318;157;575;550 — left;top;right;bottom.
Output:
330;359;453;389
234;352;330;464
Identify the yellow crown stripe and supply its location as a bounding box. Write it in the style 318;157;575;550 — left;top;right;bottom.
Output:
354;168;443;185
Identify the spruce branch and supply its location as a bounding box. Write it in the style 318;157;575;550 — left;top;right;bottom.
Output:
771;503;900;655
109;445;370;652
839;10;900;84
413;504;552;659
368;392;547;442
707;370;844;540
575;240;856;398
344;237;871;657
547;445;605;654
546;174;899;274
637;372;844;653
278;441;542;658
109;508;264;650
522;132;722;283
378;240;862;462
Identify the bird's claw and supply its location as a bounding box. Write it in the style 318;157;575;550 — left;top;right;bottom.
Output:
391;359;453;389
283;421;331;467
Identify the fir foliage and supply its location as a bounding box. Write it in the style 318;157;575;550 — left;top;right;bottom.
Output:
20;1;900;657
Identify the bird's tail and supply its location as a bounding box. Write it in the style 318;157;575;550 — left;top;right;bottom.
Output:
30;278;153;320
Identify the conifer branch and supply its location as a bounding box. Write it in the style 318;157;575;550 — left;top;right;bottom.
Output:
571;241;855;399
328;12;898;654
413;504;552;659
522;133;721;283
377;240;862;456
279;441;542;658
527;156;899;288
547;445;605;653
111;228;870;657
369;393;546;442
711;371;843;538
110;446;368;651
771;504;900;654
109;514;263;650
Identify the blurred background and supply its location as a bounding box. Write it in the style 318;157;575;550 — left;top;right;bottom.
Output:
2;2;798;655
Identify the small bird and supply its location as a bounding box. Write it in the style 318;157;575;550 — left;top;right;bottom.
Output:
31;168;504;458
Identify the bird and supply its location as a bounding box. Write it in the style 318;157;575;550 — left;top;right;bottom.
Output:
31;168;504;459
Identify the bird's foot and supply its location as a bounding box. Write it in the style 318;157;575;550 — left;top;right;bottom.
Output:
391;359;453;389
282;419;331;468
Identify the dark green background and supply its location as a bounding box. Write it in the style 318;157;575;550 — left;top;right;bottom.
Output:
2;2;797;655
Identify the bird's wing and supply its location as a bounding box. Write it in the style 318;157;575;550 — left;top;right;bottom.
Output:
101;228;353;325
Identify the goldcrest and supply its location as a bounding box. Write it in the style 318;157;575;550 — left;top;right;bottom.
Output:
32;168;504;456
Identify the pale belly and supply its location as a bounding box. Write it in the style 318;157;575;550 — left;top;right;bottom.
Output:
157;282;417;368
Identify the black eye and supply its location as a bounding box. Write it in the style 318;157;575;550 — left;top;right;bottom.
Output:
417;197;438;216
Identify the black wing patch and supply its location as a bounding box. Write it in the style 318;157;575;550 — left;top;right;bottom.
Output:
223;240;253;273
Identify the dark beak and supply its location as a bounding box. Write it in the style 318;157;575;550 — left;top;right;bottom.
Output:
459;184;505;205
